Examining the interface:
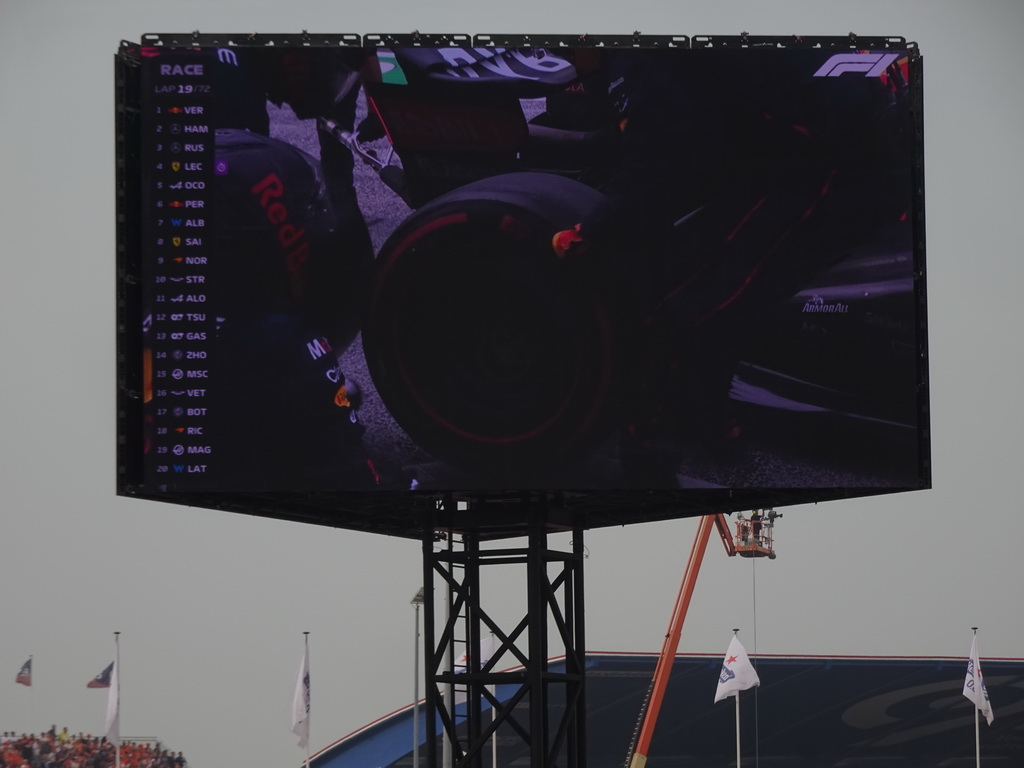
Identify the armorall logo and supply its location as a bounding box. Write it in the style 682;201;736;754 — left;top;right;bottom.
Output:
813;52;900;78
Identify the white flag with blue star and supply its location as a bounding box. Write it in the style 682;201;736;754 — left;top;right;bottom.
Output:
714;634;760;703
963;635;994;725
292;645;311;748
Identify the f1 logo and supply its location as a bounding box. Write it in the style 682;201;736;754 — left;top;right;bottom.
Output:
813;52;900;78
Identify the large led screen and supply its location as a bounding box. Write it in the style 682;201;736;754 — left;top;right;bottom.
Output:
116;34;929;532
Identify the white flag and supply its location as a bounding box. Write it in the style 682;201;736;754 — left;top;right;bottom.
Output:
963;635;994;725
714;634;760;703
105;659;120;744
454;634;496;674
292;646;311;748
453;634;496;706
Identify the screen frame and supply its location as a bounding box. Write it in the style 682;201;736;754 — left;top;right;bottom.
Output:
115;33;929;539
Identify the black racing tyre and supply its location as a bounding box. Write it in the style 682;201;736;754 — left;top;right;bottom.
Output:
363;172;625;483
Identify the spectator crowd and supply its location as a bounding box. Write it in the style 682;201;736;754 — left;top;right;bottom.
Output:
0;728;188;768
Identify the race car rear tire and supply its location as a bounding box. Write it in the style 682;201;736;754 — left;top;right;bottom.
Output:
363;172;625;485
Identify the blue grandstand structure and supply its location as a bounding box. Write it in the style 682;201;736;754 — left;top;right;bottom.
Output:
309;652;1024;768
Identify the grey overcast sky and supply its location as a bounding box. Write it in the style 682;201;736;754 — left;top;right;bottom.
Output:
2;1;1022;767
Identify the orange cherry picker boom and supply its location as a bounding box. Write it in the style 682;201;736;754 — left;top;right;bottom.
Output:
624;509;781;768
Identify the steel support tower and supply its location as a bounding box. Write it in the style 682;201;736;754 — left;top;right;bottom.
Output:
421;503;586;768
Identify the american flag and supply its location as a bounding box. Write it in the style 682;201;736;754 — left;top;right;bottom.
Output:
16;658;31;687
87;661;114;688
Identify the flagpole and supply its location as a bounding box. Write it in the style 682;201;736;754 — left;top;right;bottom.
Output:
114;632;121;768
304;632;311;768
413;598;420;768
735;692;741;767
491;631;497;768
29;655;35;730
972;627;980;768
975;703;980;768
442;576;452;768
733;629;741;768
292;631;312;765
